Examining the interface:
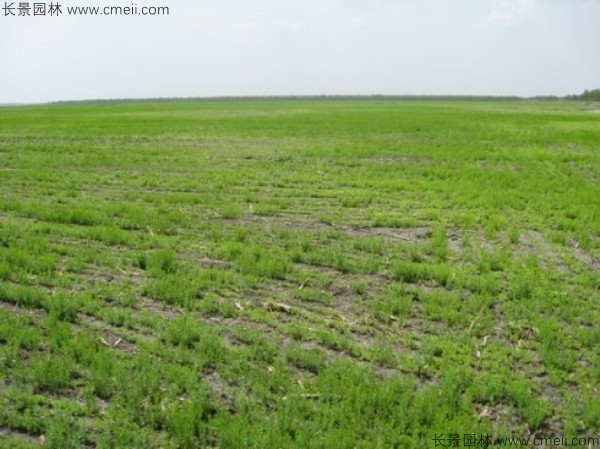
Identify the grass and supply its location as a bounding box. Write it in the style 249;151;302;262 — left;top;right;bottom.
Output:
0;100;598;448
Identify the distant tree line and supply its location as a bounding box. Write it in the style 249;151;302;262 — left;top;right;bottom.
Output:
47;90;600;106
48;95;524;105
565;89;600;101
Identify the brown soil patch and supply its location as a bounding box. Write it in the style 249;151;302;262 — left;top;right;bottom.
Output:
178;253;231;270
517;231;560;266
224;217;431;243
226;217;328;232
328;284;355;299
204;371;230;405
363;156;433;165
0;300;45;320
568;239;599;270
78;313;140;354
447;230;463;257
97;331;136;353
136;298;182;320
298;340;351;360
566;161;596;182
0;427;42;445
476;232;495;252
80;266;149;287
402;317;452;337
294;262;389;287
342;225;431;241
473;403;522;428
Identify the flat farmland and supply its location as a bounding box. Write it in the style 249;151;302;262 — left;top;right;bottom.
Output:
0;101;598;448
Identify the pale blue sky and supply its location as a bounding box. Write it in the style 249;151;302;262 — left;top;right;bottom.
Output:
1;0;599;102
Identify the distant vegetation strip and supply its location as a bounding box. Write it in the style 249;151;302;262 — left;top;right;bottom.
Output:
42;89;599;106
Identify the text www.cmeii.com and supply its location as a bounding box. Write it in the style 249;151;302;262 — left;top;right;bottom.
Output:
2;2;169;17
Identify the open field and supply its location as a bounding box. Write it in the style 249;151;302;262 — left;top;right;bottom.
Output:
0;100;598;448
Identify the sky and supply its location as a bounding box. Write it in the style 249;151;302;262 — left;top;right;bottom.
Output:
0;0;599;103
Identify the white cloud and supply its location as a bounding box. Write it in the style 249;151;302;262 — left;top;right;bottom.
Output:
1;0;599;102
480;0;537;28
271;19;303;31
349;17;369;30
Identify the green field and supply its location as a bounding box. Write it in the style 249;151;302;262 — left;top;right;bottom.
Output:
0;101;598;448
